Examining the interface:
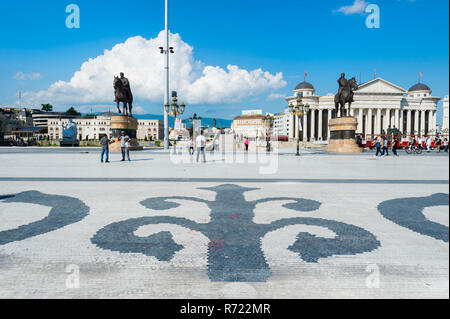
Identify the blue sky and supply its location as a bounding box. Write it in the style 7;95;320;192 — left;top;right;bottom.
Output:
0;0;448;120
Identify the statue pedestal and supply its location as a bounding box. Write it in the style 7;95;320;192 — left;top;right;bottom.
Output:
325;117;362;153
109;115;143;152
60;140;80;147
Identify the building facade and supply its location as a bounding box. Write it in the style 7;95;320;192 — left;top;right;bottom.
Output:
0;107;36;139
137;119;164;141
443;95;449;133
231;115;267;139
47;113;164;141
273;109;291;137
286;78;441;142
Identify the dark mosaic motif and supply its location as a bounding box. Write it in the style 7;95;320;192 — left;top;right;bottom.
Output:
378;193;449;243
92;184;381;282
0;191;89;245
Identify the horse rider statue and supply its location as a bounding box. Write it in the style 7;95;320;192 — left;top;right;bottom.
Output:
114;72;134;117
334;73;358;118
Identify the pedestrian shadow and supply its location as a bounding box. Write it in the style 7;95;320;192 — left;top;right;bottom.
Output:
130;158;154;162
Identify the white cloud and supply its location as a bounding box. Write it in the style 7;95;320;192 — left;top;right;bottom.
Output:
13;72;42;81
333;0;369;15
267;93;285;100
24;31;286;106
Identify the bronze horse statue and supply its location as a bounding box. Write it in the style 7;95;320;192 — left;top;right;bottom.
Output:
335;77;358;117
114;76;133;117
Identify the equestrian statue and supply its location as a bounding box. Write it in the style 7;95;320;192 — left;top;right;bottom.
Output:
114;72;134;117
334;73;358;118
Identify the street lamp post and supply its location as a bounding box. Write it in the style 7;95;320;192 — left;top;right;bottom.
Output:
165;91;185;153
159;0;175;150
289;96;310;156
264;115;274;152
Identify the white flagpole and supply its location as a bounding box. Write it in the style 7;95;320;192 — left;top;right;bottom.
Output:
163;0;170;150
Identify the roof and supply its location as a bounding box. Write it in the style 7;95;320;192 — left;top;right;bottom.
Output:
295;81;315;91
408;83;431;92
233;115;265;120
12;127;47;133
357;78;407;93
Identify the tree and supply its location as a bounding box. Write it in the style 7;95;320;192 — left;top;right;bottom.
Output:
65;107;81;116
41;104;53;112
387;126;402;138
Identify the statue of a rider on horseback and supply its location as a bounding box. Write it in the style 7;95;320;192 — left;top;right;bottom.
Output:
334;73;358;118
114;72;133;117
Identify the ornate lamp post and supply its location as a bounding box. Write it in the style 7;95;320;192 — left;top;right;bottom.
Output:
289;96;310;156
159;0;175;150
165;91;185;152
264;114;274;152
188;113;202;142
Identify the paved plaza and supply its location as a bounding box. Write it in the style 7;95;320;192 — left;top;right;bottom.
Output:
0;146;448;299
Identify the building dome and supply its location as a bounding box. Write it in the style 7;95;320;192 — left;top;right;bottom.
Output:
295;81;315;91
408;83;431;92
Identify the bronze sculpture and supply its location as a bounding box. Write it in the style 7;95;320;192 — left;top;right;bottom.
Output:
334;73;358;117
114;72;134;117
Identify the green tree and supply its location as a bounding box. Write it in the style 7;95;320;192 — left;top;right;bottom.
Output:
65;107;81;116
41;104;53;112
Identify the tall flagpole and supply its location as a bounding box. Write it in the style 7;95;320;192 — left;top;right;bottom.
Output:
163;0;170;150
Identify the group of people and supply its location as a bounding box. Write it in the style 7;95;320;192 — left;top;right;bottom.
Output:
100;131;132;163
410;136;449;153
188;134;207;163
233;133;250;152
374;135;449;157
374;137;398;157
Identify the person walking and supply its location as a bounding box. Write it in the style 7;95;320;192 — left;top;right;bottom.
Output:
100;134;114;163
244;137;249;152
375;137;382;157
118;131;130;162
196;133;206;163
436;137;442;153
392;137;399;156
443;138;448;153
426;136;431;152
188;137;195;156
382;137;389;156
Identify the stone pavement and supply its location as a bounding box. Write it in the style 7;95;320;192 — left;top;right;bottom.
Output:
0;147;448;298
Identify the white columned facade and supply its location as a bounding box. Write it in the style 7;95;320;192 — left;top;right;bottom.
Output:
420;110;426;136
376;108;382;134
294;115;299;139
284;78;441;143
414;110;419;135
394;109;399;130
428;111;434;134
367;109;373;135
327;109;332;140
303;113;308;141
357;108;363;133
406;110;412;135
289;114;295;139
433;111;437;134
318;110;323;141
385;109;390;130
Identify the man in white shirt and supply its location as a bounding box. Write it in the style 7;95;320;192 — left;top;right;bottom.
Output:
196;134;206;163
426;137;431;152
118;131;131;161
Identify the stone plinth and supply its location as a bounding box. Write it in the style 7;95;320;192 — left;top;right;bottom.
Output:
109;115;143;152
326;116;362;153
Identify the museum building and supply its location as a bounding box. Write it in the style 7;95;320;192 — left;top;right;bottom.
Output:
285;78;441;142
